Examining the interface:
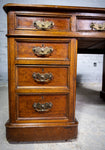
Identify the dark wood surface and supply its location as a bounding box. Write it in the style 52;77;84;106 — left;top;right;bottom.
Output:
4;4;105;142
17;66;68;87
3;3;105;13
17;94;68;120
6;120;78;142
16;15;70;31
15;38;70;60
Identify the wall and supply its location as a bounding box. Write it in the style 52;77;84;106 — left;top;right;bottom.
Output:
0;0;105;84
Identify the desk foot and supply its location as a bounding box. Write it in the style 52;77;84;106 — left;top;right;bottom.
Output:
100;91;105;100
5;120;78;142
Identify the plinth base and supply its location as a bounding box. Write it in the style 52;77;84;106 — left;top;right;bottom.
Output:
6;120;78;142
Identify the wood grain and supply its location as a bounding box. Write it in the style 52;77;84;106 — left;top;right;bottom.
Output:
6;120;78;142
15;38;69;60
5;3;105;142
17;94;68;120
3;3;105;13
16;15;70;31
77;17;105;31
16;65;69;87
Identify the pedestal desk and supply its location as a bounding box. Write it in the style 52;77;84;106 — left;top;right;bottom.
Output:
3;4;105;142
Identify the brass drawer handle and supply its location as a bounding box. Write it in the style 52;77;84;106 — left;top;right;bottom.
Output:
90;22;105;31
33;102;53;112
32;72;53;83
32;44;53;57
33;19;54;30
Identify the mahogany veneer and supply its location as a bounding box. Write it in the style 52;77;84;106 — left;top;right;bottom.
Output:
15;38;70;60
17;66;68;87
17;94;68;120
16;15;71;31
3;3;105;142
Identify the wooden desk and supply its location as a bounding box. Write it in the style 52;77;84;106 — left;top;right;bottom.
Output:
3;4;105;142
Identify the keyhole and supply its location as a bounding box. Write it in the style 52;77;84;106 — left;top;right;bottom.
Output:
41;44;44;52
43;18;45;22
42;44;44;47
42;68;44;72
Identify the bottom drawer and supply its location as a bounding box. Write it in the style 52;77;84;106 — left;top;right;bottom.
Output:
17;94;69;121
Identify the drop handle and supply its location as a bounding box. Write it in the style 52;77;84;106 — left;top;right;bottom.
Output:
32;72;53;83
32;45;53;57
33;20;54;30
33;102;53;112
90;22;105;31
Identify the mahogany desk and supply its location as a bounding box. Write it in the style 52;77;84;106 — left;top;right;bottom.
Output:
3;4;105;142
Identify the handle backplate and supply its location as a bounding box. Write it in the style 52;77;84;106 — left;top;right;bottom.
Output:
33;102;53;112
90;22;105;31
32;72;53;83
32;45;53;57
34;20;54;30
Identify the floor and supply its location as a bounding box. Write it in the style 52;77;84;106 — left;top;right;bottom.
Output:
0;83;105;150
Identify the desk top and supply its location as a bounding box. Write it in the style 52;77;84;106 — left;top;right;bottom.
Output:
3;3;105;13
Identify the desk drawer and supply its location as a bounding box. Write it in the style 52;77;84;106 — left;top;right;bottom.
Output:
15;13;71;32
77;16;105;31
15;38;70;60
17;94;69;120
16;65;69;87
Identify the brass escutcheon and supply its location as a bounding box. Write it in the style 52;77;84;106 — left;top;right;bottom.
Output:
32;72;53;83
33;102;53;112
90;22;105;31
32;44;53;57
33;19;54;30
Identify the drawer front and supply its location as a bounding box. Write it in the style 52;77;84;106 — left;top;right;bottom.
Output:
15;38;70;60
16;66;69;87
77;17;105;31
15;14;70;31
17;94;69;120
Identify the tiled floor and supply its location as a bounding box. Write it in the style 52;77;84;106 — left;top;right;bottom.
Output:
0;83;105;150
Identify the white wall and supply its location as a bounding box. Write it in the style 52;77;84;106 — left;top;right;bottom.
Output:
0;0;105;84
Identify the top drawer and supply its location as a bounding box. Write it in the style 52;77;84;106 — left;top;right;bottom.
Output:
14;13;71;32
77;16;105;31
